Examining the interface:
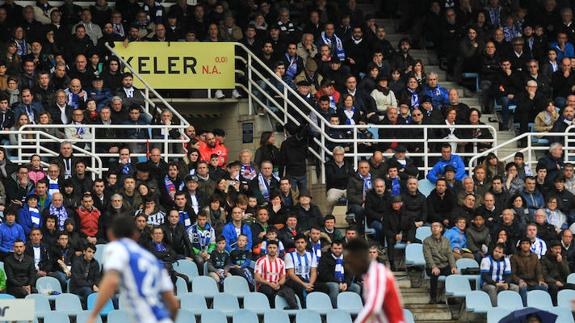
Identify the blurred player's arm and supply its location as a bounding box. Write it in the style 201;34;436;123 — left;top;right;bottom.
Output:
162;290;179;319
87;270;120;323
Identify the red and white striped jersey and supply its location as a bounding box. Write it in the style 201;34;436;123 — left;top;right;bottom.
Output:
254;255;286;284
355;261;405;323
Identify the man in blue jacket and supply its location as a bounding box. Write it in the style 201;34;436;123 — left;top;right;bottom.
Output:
521;176;545;218
423;72;449;109
427;144;466;184
17;194;43;237
0;208;26;260
222;206;252;252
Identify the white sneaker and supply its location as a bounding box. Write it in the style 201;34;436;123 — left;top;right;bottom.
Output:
232;89;242;99
214;90;225;99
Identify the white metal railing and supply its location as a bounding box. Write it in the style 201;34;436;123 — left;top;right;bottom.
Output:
2;130;104;178
233;43;497;181
468;130;575;175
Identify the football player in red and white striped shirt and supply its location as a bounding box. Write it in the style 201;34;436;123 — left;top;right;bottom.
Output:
345;239;405;323
254;240;299;309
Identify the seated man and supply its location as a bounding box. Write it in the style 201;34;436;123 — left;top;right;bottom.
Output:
423;222;457;304
480;243;520;306
346;160;372;226
24;228;51;281
541;240;573;305
466;214;491;264
70;243;100;307
511;237;548;306
316;240;361;307
4;240;35;298
365;178;388;241
0;208;26;260
254;240;298;309
285;234;318;307
426;179;457;226
526;223;548;259
49;232;75;290
426;144;466;184
187;213;216;275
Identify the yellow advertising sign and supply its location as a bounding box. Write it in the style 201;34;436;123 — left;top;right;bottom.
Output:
113;42;235;89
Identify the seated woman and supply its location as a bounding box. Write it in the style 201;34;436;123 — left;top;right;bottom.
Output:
464;108;493;153
534;100;559;136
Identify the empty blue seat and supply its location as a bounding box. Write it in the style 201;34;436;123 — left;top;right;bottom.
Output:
487;308;511;323
527;290;553;309
87;293;114;316
306;292;333;314
243;292;270;314
465;291;492;314
405;243;425;267
0;294;14;300
264;310;290;323
462;73;480;91
275;294;301;311
35;276;62;295
223;276;250;297
567;273;575;284
455;259;479;272
336;292;363;315
558;289;575;309
76;310;103;323
179;293;208;314
418;179;435;197
174;259;199;279
55;293;83;315
191;276;219;297
403;309;415;323
445;275;472;298
175;276;188;295
43;312;70;323
107;310;130;323
415;227;431;242
213;293;240;316
326;310;352;323
174;309;196;323
94;244;107;267
25;294;51;318
497;291;523;311
547;307;575;323
296;310;321;323
232;309;258;323
201;310;227;323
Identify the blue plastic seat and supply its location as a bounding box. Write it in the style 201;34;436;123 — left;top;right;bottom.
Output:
567;273;575;284
336;292;363;315
547;307;575;323
394;242;407;250
465;291;492;314
223;276;250;298
179;293;208;314
417;179;435;197
213;293;240;316
455;258;480;288
487;308;511;323
191;276;219;297
175;276;188;295
43;312;70;323
462;73;480;91
306;292;333;314
0;294;14;299
174;259;199;279
445;275;472;298
326;310;352;323
243;292;271;314
405;243;425;267
558;289;575;309
55;293;83;315
296;310;321;323
35;276;62;295
232;309;258;323
175;309;196;323
94;244;107;267
87;293;114;316
527;290;553;309
107;310;130;323
497;291;523;311
76;310;103;323
201;310;227;323
403;309;415;323
264;310;290;323
275;294;302;311
415;226;431;242
25;294;51;318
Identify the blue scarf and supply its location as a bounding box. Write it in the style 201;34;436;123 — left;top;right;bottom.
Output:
28;206;41;227
192;223;212;250
258;173;278;201
179;211;192;229
333;254;344;282
391;177;401;196
359;173;372;199
49;204;68;231
285;53;298;79
47;178;59;198
122;163;131;175
154;242;167;252
321;32;345;60
311;241;321;260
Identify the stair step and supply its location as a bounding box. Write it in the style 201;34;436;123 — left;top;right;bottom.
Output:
405;304;453;321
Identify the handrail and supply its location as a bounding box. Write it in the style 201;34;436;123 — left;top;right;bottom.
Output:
105;43;190;128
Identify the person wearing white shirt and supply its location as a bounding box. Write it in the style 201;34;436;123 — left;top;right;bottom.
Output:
285;234;318;308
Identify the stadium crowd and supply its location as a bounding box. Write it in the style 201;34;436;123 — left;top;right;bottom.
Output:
4;0;575;317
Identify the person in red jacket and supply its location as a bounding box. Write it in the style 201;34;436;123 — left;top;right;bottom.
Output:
75;193;102;245
198;131;228;166
344;238;405;323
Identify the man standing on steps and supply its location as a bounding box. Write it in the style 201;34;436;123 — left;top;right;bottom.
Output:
344;238;405;323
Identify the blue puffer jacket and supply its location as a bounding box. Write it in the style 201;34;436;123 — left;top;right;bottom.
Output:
0;222;25;253
222;223;252;252
423;84;449;109
427;154;466;184
444;226;468;251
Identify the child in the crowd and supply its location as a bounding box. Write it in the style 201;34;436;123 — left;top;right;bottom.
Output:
258;227;285;258
229;234;255;289
208;236;231;286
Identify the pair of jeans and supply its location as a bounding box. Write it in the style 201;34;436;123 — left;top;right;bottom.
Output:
288;175;307;194
320;282;361;307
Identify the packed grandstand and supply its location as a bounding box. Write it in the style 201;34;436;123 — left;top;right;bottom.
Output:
4;0;575;322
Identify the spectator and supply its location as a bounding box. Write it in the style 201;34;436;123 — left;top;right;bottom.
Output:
384;196;414;270
207;236;231;286
254;240;298;309
444;216;474;260
75;192;102;245
24;228;51;280
512;237;548;306
70;243;100;307
222;207;252;252
161;209;192;259
467;214;491;263
316;240;361;307
480;243;520;306
346;159;371;226
427;144;466;184
187;212;215;275
426;178;457;226
423;222;456;304
4;240;35;298
285;234;318;307
541;240;573;305
0;208;26;260
17;194;42;236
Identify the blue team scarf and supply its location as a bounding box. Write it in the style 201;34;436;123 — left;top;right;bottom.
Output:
179;211;192;229
122;163;131;175
154;243;167;252
333;254;344;282
360;173;372;198
28;207;41;228
391;177;401;196
48;178;59;197
49;204;68;231
192;223;212;249
311;241;322;260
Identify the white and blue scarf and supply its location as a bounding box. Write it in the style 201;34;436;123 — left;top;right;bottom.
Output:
49;204;68;231
321;32;345;60
333;254;345;282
